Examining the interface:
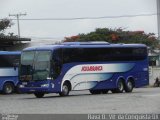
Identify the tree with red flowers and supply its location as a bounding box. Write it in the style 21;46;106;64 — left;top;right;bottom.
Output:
63;28;158;49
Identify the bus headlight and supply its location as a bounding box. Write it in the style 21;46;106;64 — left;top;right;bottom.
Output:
41;84;49;88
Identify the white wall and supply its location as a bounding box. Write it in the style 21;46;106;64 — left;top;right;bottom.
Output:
149;66;160;85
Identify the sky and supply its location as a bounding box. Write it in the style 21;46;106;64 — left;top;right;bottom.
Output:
0;0;158;42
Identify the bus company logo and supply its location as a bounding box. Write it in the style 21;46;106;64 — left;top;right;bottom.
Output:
81;66;103;71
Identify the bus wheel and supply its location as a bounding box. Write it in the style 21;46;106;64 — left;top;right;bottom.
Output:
59;83;70;96
116;80;124;93
112;80;124;93
89;90;101;94
34;93;45;98
124;80;134;93
3;83;15;94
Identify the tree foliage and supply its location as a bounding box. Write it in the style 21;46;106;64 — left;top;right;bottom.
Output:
63;28;159;49
0;19;13;36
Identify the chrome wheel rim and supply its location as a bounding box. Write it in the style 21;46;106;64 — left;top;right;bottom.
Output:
62;85;68;95
127;81;133;90
118;82;124;91
6;85;12;93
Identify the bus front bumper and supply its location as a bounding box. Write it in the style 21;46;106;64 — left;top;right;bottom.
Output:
18;80;61;93
18;86;51;93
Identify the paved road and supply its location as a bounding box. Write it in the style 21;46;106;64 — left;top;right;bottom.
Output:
0;87;160;114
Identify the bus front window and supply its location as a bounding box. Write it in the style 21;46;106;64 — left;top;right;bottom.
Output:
20;51;35;77
33;51;51;81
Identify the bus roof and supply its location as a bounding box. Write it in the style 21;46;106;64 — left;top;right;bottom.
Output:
0;51;21;55
23;42;147;51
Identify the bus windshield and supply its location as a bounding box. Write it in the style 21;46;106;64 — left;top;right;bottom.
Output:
21;51;51;81
33;51;51;80
21;51;35;76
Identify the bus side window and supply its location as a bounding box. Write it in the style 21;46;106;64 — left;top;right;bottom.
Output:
52;48;62;79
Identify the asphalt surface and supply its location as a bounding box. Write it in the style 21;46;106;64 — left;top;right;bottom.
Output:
0;87;160;114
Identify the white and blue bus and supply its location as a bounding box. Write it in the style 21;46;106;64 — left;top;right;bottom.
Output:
19;42;149;98
0;51;21;94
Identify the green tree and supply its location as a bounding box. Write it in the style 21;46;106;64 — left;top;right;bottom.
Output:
0;19;13;36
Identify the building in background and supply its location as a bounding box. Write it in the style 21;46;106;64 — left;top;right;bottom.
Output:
0;36;31;51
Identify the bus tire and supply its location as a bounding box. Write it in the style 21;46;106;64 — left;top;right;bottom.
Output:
117;80;124;93
112;80;124;93
34;93;45;98
59;83;70;96
3;82;15;94
124;80;134;93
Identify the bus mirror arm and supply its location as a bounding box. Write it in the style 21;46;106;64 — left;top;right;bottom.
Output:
50;72;54;79
50;71;53;76
50;69;58;79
